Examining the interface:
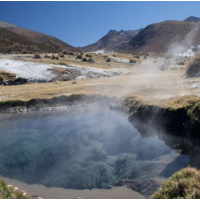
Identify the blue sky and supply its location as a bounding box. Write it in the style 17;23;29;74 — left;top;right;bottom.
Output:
0;1;199;47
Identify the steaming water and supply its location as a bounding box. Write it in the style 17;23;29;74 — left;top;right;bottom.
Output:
0;105;189;196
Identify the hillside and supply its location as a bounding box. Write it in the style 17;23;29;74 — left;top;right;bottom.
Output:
120;19;200;54
0;21;17;28
80;29;141;52
0;20;79;53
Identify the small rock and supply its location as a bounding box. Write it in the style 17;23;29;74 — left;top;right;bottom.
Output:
105;185;112;189
129;59;136;63
7;185;13;188
13;187;19;191
23;192;27;197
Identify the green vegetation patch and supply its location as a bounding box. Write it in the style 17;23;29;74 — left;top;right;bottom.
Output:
0;100;26;107
153;167;200;199
0;180;13;199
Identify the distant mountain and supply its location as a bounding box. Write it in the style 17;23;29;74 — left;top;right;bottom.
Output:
79;29;142;52
120;18;200;54
184;16;200;22
0;20;79;54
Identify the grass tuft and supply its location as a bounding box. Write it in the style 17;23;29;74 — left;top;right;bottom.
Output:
0;181;13;199
153;167;200;199
186;54;200;77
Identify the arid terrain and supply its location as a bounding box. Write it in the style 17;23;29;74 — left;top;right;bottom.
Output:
0;21;79;54
0;52;199;106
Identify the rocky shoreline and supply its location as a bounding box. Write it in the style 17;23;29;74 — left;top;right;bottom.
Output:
1;93;200;147
0;94;117;113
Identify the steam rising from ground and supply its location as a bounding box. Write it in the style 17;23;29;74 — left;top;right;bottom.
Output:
167;25;200;57
0;105;189;195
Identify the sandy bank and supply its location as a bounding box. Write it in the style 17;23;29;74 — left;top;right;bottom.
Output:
0;176;144;199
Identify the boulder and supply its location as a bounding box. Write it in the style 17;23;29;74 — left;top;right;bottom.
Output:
22;50;28;54
82;58;88;62
44;55;51;58
76;55;83;59
12;77;28;85
69;52;74;56
129;59;136;63
59;54;65;58
6;77;28;85
0;77;5;86
62;51;69;55
86;54;92;58
88;58;95;63
33;54;41;59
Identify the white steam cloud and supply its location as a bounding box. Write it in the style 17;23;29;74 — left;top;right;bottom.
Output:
167;25;200;57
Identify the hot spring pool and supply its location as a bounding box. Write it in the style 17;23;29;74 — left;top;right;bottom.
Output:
0;105;189;197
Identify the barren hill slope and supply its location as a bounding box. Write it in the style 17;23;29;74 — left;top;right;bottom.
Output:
0;20;79;54
120;18;200;54
0;21;17;28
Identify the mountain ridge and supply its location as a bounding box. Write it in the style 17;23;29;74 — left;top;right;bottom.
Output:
79;29;142;52
0;20;79;54
120;17;200;53
184;16;200;22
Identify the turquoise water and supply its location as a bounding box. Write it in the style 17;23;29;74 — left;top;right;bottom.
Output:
0;106;189;190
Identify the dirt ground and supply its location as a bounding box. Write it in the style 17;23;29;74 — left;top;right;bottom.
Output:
0;175;145;199
0;53;200;106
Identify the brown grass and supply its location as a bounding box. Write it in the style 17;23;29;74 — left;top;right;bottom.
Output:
8;186;30;199
153;167;200;199
0;53;199;106
0;70;16;81
186;54;200;77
